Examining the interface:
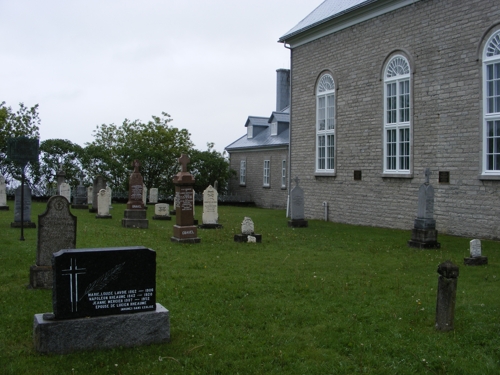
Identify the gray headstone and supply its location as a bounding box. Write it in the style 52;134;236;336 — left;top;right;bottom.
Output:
97;189;111;216
14;185;32;222
202;185;218;224
142;185;147;206
0;175;7;207
290;177;305;220
470;239;481;257
92;176;106;211
149;188;158;204
241;217;254;235
60;182;71;203
37;196;77;267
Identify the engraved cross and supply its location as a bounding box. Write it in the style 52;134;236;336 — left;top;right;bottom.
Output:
62;258;87;312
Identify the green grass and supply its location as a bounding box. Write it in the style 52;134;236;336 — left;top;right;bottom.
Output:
1;202;499;374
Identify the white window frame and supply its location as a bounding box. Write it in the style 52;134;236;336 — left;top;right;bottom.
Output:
316;73;335;173
482;30;500;175
281;160;286;188
263;160;270;187
383;55;411;174
239;160;246;185
271;122;278;136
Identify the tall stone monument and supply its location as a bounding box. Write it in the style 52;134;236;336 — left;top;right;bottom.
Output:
408;168;440;249
30;195;77;289
122;160;149;229
72;172;88;209
199;185;222;229
288;176;308;227
11;185;36;228
89;175;106;213
171;154;200;243
0;175;8;210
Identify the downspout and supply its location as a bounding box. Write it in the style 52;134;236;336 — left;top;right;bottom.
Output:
284;42;292;218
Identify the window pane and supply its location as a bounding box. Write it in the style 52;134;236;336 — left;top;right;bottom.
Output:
495;63;500;79
318;97;326;130
327;94;335;130
327;134;334;169
317;135;325;170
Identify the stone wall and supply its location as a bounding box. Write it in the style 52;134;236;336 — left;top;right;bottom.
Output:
290;0;500;239
228;148;288;209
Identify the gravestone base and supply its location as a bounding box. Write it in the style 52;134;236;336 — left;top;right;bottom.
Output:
0;205;9;210
464;256;488;266
198;223;223;229
33;303;170;354
153;215;171;220
122;209;148;229
11;221;36;228
234;233;262;243
71;204;88;209
89;207;97;213
288;219;308;228
171;225;200;243
96;214;112;219
29;265;53;289
408;228;440;249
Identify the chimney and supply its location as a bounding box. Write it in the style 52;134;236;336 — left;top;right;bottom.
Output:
276;69;290;112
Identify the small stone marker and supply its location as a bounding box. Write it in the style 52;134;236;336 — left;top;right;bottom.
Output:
59;182;71;203
72;172;88;209
199;185;222;229
30;195;77;289
149;188;158;205
11;185;36;228
171;154;200;243
96;189;112;219
87;186;93;205
288;177;308;228
464;239;488;265
408;168;440;249
122;160;148;229
153;203;171;220
89;176;106;213
0;175;9;210
435;260;459;331
33;246;170;354
234;217;262;243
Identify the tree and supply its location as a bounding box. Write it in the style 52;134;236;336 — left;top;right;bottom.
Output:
189;143;235;194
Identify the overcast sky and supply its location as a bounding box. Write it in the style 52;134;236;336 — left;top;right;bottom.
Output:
1;1;320;154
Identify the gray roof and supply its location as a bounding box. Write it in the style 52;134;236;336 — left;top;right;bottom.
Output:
269;111;290;123
245;116;270;128
279;0;375;42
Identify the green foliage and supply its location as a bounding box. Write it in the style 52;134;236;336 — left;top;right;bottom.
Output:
189;142;236;194
1;204;500;374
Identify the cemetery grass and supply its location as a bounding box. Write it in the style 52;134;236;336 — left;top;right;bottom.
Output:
1;203;499;375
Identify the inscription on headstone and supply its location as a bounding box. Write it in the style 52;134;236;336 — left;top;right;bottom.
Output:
153;203;171;220
52;246;156;319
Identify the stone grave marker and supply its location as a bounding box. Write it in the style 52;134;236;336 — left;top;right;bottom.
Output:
408;168;440;249
87;186;93;205
122;160;148;228
464;239;488;265
59;182;71;203
96;189;112;219
11;185;36;228
72;172;88;209
106;186;112;208
153;203;171;220
199;185;222;229
288;176;308;227
30;195;77;289
56;168;66;194
142;184;147;206
435;260;459;331
170;194;178;216
234;217;262;243
149;188;158;205
0;175;8;210
33;246;170;354
171;154;200;243
90;176;106;213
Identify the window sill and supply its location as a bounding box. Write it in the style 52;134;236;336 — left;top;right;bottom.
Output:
281;186;287;190
239;184;246;187
263;185;270;189
315;172;336;177
381;173;413;179
479;174;500;180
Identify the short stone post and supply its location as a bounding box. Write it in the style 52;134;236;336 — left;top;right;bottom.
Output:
435;260;459;331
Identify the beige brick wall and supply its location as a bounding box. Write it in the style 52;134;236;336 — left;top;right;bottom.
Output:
290;0;500;239
228;149;288;209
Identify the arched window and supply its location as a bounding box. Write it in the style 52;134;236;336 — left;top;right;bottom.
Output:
383;55;411;173
483;30;500;174
316;73;335;172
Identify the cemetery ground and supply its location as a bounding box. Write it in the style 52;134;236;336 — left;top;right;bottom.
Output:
1;203;499;375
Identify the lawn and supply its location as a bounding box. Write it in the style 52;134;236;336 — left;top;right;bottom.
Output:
1;202;499;374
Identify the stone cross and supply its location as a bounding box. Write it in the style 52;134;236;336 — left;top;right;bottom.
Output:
132;159;141;173
179;154;190;173
424;168;431;184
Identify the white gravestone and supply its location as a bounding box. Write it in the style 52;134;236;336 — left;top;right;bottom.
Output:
202;185;218;225
0;175;7;208
470;239;481;257
142;184;147;206
241;217;254;235
59;182;71;203
154;203;170;219
87;186;93;205
149;188;158;204
97;189;111;218
106;186;112;208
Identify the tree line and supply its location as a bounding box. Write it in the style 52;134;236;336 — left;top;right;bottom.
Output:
0;102;235;196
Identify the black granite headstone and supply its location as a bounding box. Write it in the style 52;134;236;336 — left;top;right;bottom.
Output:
52;246;156;319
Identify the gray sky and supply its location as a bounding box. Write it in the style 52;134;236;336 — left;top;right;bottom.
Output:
1;1;319;154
